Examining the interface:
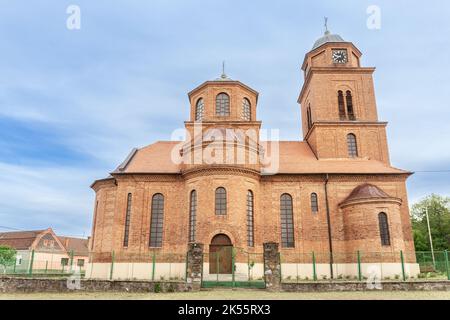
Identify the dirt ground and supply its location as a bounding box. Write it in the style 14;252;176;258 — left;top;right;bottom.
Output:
1;290;449;300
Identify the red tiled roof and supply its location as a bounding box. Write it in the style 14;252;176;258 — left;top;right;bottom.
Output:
105;141;409;177
341;183;392;204
0;230;45;250
58;236;89;255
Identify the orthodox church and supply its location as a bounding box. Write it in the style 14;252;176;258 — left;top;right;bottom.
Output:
88;30;418;280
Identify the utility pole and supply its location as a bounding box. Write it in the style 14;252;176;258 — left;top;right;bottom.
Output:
425;207;436;268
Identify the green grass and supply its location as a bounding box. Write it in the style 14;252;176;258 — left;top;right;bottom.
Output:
1;290;450;300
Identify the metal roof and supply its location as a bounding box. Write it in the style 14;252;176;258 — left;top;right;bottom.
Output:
312;32;346;50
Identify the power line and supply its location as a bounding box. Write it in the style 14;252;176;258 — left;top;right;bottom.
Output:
0;225;21;231
414;170;450;173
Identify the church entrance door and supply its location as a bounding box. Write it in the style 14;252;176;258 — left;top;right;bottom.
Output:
209;234;232;274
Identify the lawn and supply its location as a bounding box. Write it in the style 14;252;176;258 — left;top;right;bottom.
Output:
1;290;449;300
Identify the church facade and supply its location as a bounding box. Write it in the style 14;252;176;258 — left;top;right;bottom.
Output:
88;31;419;280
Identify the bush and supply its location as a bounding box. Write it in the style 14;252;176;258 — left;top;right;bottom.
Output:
154;283;161;293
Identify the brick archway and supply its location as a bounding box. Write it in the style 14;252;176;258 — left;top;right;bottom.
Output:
209;234;233;274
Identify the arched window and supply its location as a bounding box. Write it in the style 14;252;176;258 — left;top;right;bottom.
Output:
215;187;227;215
149;194;164;247
216;93;230;116
378;212;391;246
189;190;197;242
247;190;254;247
346;91;355;120
242;98;251;121
195;98;204;121
280;194;294;248
347;133;358;157
123;193;132;247
307;104;313;130
338;91;346;120
310;193;318;213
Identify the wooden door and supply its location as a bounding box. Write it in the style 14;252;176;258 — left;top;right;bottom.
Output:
209;234;233;274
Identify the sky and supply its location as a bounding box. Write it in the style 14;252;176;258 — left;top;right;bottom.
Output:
0;1;449;237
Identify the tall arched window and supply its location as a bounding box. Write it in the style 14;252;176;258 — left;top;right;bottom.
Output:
247;190;254;247
346;91;355;120
280;194;294;248
378;212;391;246
216;93;230;116
310;193;318;213
347;133;358;157
215;187;227;215
242;98;251;120
189;190;197;242
307;104;312;130
338;91;346;120
123;193;132;247
149;193;164;247
195;98;204;121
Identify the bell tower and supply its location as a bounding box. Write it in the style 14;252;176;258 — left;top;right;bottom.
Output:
298;28;390;164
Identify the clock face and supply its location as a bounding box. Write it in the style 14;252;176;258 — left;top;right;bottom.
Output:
332;49;348;64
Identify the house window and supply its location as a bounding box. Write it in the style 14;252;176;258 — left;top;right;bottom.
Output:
189;190;197;242
215;187;227;215
280;194;294;248
61;258;69;266
149;193;164;248
247;190;254;247
346;91;355;120
242;98;251;120
216;93;230;116
311;193;319;213
77;259;85;267
123;193;132;247
347;133;358;157
195;98;204;121
338;91;346;120
307;104;313;130
379;212;391;246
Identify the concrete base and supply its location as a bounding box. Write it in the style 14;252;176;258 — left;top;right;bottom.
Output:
280;263;421;280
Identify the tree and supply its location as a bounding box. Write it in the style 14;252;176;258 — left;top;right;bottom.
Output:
411;194;450;251
0;246;17;274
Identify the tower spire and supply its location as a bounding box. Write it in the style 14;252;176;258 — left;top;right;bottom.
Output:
221;60;227;79
324;17;330;35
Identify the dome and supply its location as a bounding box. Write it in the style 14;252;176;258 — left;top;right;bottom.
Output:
341;184;391;204
312;31;345;50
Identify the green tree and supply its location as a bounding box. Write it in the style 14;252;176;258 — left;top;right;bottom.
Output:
411;194;450;251
0;246;17;274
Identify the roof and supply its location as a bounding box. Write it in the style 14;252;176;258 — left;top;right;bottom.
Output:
312;31;346;50
339;183;401;207
58;236;89;255
106;141;409;177
0;230;46;250
0;230;89;255
343;183;391;203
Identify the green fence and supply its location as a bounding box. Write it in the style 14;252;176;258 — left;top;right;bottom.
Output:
3;249;87;278
279;250;450;283
201;247;265;288
88;251;187;281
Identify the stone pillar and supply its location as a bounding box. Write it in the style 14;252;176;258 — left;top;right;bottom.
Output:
263;242;281;291
186;243;204;291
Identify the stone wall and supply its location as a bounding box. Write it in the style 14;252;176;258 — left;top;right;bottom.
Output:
282;281;450;292
0;277;194;293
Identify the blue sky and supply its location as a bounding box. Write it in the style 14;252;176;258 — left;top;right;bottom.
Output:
0;1;449;237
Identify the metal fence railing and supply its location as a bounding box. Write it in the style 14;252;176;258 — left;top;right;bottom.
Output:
279;250;450;283
2;249;87;278
1;248;448;283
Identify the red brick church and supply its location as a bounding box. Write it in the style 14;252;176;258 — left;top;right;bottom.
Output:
88;30;418;280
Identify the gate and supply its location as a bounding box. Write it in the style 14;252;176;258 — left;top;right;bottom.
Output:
201;247;265;289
